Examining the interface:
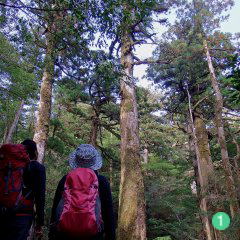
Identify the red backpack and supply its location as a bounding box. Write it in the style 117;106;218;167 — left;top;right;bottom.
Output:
57;168;103;237
0;144;31;213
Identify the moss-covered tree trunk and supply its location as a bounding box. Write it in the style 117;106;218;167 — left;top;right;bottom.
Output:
5;99;24;143
204;39;239;218
187;86;215;240
226;127;240;201
117;28;146;240
33;24;56;163
194;114;216;240
232;136;240;202
188;128;203;239
232;135;240;187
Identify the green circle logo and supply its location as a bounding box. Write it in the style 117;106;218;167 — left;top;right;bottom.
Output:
212;212;230;230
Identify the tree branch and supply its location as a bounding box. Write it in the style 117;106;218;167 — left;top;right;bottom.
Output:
133;58;171;65
192;96;208;110
102;124;120;139
210;48;236;52
55;62;81;81
0;2;69;11
109;35;119;57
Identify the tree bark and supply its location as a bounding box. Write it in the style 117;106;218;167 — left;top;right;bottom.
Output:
141;148;148;164
28;105;36;134
2;125;8;144
194;115;214;189
186;86;215;240
188;132;200;196
109;158;114;189
232;136;240;186
204;39;239;217
33;22;56;163
109;133;114;189
195;114;221;240
228;130;240;201
117;20;146;240
89;108;99;147
188;131;204;239
5;99;24;143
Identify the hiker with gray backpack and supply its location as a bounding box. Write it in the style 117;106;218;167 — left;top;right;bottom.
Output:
49;144;115;240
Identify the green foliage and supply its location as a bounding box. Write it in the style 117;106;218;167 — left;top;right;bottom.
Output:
47;137;66;155
0;32;38;141
222;54;240;109
0;33;37;100
145;155;182;176
145;154;200;240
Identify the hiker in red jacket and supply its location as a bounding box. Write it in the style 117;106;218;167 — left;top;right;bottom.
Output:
0;140;46;240
49;144;115;240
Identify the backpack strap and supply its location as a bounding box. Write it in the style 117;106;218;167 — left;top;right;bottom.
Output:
13;164;33;211
4;163;12;194
13;190;32;212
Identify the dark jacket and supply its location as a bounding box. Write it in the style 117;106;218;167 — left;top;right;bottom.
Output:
50;171;115;240
22;160;46;226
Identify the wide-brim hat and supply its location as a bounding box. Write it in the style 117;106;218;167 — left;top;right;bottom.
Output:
69;144;102;170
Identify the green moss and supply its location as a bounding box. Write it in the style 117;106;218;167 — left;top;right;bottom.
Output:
123;101;133;112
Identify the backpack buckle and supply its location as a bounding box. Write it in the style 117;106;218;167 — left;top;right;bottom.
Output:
0;206;7;215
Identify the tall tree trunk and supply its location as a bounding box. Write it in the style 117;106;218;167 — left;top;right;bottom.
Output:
228;130;240;201
194;114;214;190
194;114;218;240
33;23;56;163
232;136;240;187
109;158;114;189
186;87;215;240
108;133;114;188
204;39;239;217
89;108;99;147
141;148;148;164
5;99;24;143
188;130;204;239
28;104;36;134
2;125;8;144
188;126;201;197
117;26;146;240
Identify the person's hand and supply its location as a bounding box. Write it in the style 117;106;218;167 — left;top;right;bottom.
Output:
35;225;43;239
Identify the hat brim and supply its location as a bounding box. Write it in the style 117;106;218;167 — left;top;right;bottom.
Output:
68;149;102;170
